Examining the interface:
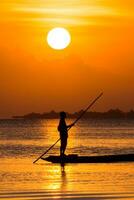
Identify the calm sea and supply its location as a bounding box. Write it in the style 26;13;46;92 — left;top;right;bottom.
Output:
0;118;134;199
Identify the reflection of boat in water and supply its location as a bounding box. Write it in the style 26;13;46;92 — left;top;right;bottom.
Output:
42;154;134;163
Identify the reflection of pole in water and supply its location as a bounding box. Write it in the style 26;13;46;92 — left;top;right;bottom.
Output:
60;163;67;191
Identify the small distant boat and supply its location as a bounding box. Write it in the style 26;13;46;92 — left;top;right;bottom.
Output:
42;154;134;163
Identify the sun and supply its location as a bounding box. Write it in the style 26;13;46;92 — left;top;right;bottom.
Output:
47;27;71;50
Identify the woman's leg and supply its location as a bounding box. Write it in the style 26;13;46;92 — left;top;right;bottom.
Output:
60;137;67;156
62;137;67;155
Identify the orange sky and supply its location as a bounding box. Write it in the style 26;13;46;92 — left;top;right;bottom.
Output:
0;0;134;118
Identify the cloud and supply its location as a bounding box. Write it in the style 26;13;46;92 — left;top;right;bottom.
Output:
14;6;116;17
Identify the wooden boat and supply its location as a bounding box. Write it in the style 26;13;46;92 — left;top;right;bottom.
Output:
41;154;134;163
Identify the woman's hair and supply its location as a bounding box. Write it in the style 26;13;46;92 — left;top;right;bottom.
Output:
60;111;66;119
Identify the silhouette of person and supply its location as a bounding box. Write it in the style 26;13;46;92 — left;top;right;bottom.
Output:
58;111;74;156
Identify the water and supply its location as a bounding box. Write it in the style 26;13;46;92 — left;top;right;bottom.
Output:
0;119;134;199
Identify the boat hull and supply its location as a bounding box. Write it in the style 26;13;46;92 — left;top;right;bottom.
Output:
41;154;134;163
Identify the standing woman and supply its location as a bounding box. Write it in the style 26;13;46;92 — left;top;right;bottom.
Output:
58;112;74;156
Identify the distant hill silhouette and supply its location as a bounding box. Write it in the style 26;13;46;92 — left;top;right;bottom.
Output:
13;109;134;119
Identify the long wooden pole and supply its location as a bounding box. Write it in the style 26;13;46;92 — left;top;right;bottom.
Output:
33;92;103;163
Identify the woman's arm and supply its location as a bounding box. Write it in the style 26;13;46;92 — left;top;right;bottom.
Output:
67;123;75;129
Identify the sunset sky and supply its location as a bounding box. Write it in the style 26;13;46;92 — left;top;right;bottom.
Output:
0;0;134;118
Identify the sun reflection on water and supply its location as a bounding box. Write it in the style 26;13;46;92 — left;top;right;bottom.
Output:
41;164;68;191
